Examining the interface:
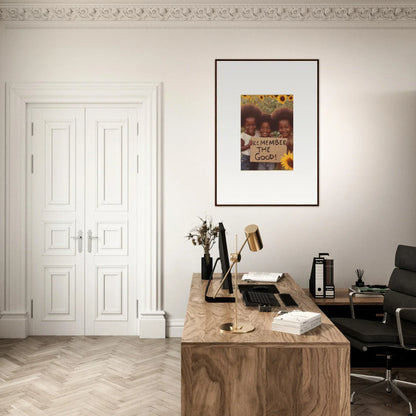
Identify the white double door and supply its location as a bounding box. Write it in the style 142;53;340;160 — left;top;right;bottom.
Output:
29;105;139;335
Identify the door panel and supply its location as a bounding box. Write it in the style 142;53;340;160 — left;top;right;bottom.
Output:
30;107;85;335
44;265;75;319
44;122;75;210
96;222;128;256
43;221;76;256
97;121;128;210
96;266;128;320
85;108;138;335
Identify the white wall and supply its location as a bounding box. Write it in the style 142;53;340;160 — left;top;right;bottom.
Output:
1;21;416;327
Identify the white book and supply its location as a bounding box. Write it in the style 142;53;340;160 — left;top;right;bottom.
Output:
272;311;321;335
273;317;321;330
272;320;321;335
242;272;283;283
273;310;321;324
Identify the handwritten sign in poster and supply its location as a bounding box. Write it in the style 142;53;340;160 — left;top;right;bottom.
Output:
250;138;287;163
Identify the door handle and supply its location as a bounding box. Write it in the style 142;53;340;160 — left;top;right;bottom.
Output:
87;230;98;253
70;230;83;253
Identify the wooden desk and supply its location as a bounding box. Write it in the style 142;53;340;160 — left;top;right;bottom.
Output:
181;274;350;416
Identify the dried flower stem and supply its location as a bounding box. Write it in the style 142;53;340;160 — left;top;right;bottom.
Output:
186;216;219;262
356;269;364;280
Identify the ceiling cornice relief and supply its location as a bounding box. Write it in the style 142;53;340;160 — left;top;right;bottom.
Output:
0;4;415;22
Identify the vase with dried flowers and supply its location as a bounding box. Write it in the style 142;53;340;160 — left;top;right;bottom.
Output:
186;217;219;280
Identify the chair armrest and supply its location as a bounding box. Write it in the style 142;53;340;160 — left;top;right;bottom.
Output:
348;290;386;319
395;308;416;351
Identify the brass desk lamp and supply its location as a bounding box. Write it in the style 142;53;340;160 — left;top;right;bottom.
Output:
213;224;263;334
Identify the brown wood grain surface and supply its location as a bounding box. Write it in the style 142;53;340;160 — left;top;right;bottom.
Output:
181;273;350;416
182;273;349;345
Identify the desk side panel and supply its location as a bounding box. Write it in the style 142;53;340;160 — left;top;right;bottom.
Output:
265;345;350;415
265;347;302;415
182;343;350;416
182;344;266;416
302;346;350;415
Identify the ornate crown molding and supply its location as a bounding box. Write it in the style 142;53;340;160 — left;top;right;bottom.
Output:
0;4;415;22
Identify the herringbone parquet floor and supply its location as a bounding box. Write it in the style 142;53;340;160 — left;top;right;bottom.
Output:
0;337;180;416
1;337;416;415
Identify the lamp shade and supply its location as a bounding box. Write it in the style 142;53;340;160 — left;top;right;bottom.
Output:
244;224;263;252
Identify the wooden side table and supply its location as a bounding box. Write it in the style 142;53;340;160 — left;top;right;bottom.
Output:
303;288;384;320
304;288;383;305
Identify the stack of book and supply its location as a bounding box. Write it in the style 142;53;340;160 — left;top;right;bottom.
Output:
272;311;321;335
350;285;389;294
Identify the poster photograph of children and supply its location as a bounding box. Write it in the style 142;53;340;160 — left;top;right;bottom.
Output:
241;95;293;171
215;59;318;206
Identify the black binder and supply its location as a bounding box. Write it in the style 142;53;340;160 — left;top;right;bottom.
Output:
309;253;334;299
324;258;335;299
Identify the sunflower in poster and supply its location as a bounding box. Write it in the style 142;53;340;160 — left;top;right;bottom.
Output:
280;152;293;170
277;95;287;104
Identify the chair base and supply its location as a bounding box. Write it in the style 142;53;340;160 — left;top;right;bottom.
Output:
351;366;416;416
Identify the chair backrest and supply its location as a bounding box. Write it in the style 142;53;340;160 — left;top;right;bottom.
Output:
384;245;416;324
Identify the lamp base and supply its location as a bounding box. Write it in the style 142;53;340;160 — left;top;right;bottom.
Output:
219;322;255;334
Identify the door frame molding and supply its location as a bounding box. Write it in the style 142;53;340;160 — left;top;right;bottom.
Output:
2;83;165;338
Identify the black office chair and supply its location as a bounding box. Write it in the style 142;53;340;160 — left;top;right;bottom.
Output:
332;244;416;416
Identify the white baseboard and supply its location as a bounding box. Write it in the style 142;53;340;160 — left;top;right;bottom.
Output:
167;319;184;338
139;310;166;338
0;313;28;338
0;311;185;339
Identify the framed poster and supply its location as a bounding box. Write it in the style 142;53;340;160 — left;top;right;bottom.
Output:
215;59;319;206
